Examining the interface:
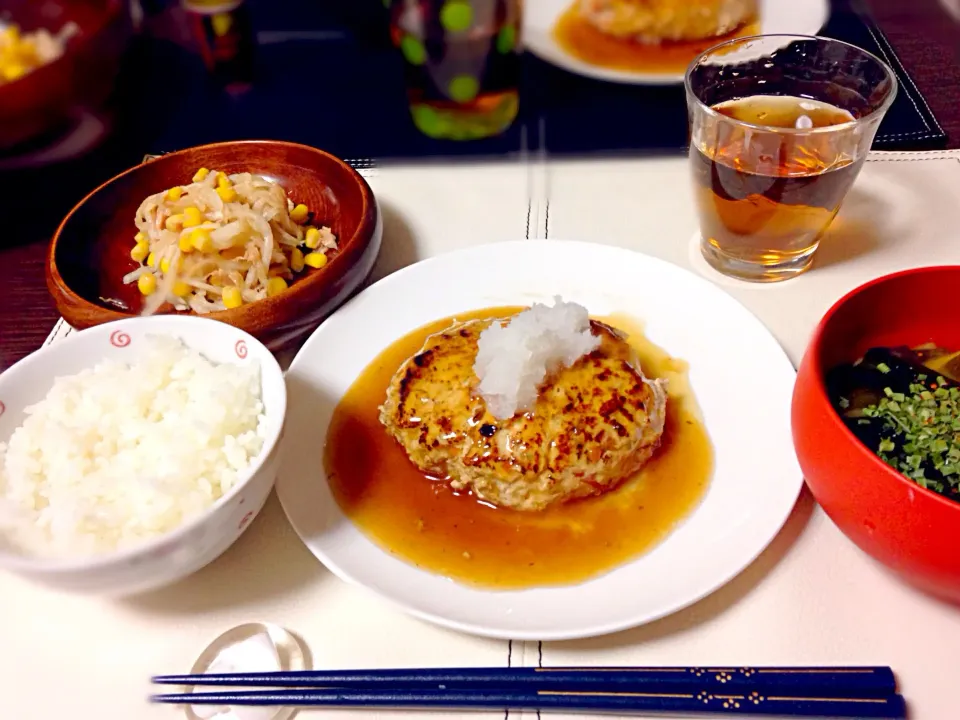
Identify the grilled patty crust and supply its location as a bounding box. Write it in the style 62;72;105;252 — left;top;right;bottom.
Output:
379;318;667;511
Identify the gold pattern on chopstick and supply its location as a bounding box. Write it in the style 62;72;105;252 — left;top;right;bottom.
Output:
756;668;882;674
766;696;893;703
537;690;895;707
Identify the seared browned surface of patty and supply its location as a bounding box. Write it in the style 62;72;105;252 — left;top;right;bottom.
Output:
379;318;667;511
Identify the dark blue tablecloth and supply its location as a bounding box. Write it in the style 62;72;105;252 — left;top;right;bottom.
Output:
138;0;946;162
0;0;945;249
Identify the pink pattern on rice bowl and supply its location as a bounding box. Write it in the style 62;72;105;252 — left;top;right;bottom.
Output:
109;331;131;348
0;400;5;418
235;339;248;359
238;511;254;530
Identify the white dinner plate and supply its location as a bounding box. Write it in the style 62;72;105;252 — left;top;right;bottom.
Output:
277;240;802;640
523;0;831;85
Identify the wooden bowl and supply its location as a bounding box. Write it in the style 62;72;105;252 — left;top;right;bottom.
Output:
792;266;960;603
0;0;132;151
46;140;382;352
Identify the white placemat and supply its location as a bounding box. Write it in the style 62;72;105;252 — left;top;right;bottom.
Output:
520;149;960;720
14;150;960;720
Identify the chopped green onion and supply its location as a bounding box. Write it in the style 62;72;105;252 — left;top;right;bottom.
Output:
860;377;960;500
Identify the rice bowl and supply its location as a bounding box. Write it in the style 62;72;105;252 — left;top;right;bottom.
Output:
0;316;286;596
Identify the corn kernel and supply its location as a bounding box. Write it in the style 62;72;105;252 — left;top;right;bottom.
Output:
146;251;157;268
216;186;237;203
130;242;149;263
304;227;321;249
172;281;191;297
190;228;214;252
217;172;232;189
222;286;244;309
290;247;305;273
165;214;184;232
137;273;157;295
266;277;288;297
304;252;328;269
166;186;183;201
182;206;203;228
290;203;309;224
178;235;194;253
192;167;210;183
134;231;146;243
2;63;27;82
159;258;171;273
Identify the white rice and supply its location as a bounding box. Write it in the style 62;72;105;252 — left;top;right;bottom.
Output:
0;335;266;559
473;297;601;420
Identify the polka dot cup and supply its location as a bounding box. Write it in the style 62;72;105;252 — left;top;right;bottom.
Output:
389;0;523;140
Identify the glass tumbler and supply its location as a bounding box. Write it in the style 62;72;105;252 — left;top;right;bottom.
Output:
685;35;897;282
390;0;522;141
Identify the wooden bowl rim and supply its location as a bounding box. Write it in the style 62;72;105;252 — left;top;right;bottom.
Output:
46;139;378;328
800;264;960;515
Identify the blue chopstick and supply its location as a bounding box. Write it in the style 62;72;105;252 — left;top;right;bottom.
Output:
152;665;896;697
150;687;907;718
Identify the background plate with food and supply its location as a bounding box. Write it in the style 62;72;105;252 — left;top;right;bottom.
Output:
523;0;830;85
277;240;801;640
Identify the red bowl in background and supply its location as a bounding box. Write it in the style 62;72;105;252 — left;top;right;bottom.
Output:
792;266;960;603
0;0;132;151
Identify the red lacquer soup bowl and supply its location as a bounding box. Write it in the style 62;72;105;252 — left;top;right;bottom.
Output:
792;266;960;603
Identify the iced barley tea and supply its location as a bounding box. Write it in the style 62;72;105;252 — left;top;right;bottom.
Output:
691;94;863;281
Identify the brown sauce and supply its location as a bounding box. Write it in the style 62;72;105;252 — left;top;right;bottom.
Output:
324;307;714;589
552;5;759;75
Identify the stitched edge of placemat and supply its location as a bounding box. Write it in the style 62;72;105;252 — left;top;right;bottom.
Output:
850;0;948;147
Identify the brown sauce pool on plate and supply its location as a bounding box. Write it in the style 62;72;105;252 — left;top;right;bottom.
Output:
324;307;714;589
552;6;759;75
